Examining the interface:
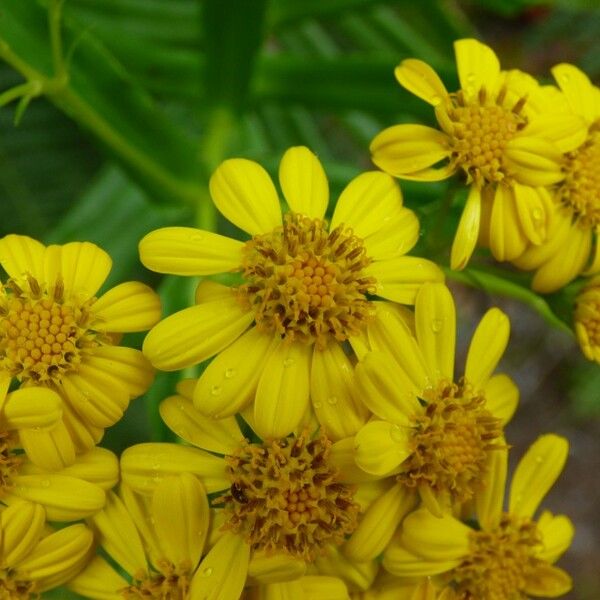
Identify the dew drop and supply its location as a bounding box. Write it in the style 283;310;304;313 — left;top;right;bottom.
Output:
190;233;204;242
283;358;295;368
152;462;161;470
313;401;322;409
211;385;222;396
327;396;338;406
224;368;237;379
532;208;543;221
40;479;51;488
431;318;443;333
431;94;442;106
466;72;476;83
200;567;213;578
535;455;544;464
561;73;570;83
390;425;405;443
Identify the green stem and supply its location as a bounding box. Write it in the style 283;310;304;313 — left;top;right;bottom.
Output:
48;0;66;80
0;80;42;107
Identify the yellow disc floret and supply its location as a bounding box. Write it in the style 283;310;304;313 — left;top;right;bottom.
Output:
0;430;22;496
121;560;191;600
218;432;359;560
238;213;376;348
0;574;35;600
397;379;503;503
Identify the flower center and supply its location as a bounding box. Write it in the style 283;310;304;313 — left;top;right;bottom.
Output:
558;126;600;229
452;514;542;600
0;431;22;495
575;278;600;350
0;572;35;600
218;433;359;560
120;561;191;600
0;276;98;383
237;213;376;348
397;379;503;503
442;87;527;184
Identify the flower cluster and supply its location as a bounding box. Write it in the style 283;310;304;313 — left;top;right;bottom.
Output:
0;37;583;600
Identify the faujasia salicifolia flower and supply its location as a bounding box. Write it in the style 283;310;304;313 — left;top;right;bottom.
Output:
337;283;517;562
140;146;443;441
573;275;600;363
0;235;160;454
120;380;390;591
0;500;94;597
514;64;600;292
0;377;118;520
69;474;257;600
384;435;574;600
370;38;587;270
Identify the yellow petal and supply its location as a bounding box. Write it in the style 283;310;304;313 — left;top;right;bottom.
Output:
537;511;575;563
370;124;449;177
310;342;370;440
451;185;481;270
59;399;103;454
255;580;303;600
484;374;518;425
354;420;412;476
395;58;448;105
210;158;282;235
0;234;46;282
152;473;209;568
344;483;416;562
366;257;444;304
92;282;161;332
525;113;588;154
195;280;234;304
189;532;249;600
401;508;471;562
512;183;547;246
552;63;599;124
19;420;77;471
143;298;253;371
415;283;456;381
524;563;573;597
0;500;46;567
300;575;349;600
355;351;421;424
328;437;383;484
475;443;507;531
160;395;242;454
68;555;128;600
315;544;378;591
383;535;460;578
465;307;509;389
247;550;306;584
454;38;501;97
139;227;244;275
509;434;569;518
364;208;420;261
505;137;564;187
253;341;312;440
279;146;329;219
193;326;278;418
488;185;528;262
121;443;228;494
2;386;62;430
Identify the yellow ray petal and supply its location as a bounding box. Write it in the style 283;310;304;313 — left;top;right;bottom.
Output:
395;58;448;105
189;532;250;600
59;399;103;454
509;434;569;519
0;234;46;282
120;443;228;494
247;550;306;584
68;555;127;600
363;208;420;261
524;563;573;597
552;63;599;124
92;282;161;332
354;420;412;476
370;124;450;177
504;137;564;187
255;580;303;600
310;342;370;440
525;113;588;154
299;576;349;600
0;500;46;567
160;395;242;454
451;185;481;270
366;256;444;305
194;326;278;418
415;283;455;382
210;158;282;235
152;473;209;569
475;443;507;531
537;511;575;564
465;307;509;389
19;420;77;471
484;373;518;425
143;298;253;371
488;185;528;262
195;280;234;304
344;483;416;562
328;437;383;484
454;38;501;98
279;146;329;219
315;544;378;591
512;183;548;246
139;227;244;275
253;341;312;440
2;386;62;430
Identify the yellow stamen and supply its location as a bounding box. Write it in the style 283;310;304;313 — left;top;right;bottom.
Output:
0;574;35;600
574;276;600;361
121;560;191;600
237;213;376;348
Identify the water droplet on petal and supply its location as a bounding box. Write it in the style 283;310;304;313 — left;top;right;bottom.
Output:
283;358;295;368
431;94;442;106
532;208;543;221
535;455;544;464
466;72;476;84
224;368;237;379
390;425;405;443
152;462;161;470
190;233;204;242
313;401;322;409
201;567;213;578
431;318;443;333
40;479;50;488
211;385;222;396
327;396;338;406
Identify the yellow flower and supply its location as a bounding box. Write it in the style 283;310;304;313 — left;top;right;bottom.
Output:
0;499;94;596
371;38;587;270
0;381;118;520
338;283;517;561
69;474;252;600
0;235;161;454
574;275;600;363
514;64;600;292
384;434;574;599
140;146;443;440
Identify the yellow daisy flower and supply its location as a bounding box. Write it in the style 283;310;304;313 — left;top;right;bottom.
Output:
69;474;251;600
370;38;587;270
384;434;574;599
120;379;388;587
514;64;600;292
0;234;161;454
140;146;443;440
573;275;600;363
0;379;118;520
0;499;94;596
338;282;518;561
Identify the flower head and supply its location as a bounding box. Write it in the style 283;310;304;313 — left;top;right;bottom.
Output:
140;146;443;440
384;434;574;600
371;38;586;270
0;235;161;454
574;275;600;363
